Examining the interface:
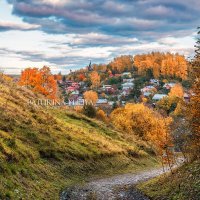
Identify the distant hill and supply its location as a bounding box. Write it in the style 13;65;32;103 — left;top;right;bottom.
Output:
0;78;157;199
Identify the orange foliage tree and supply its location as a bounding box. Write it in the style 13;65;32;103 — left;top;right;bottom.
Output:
134;52;188;79
109;55;134;73
96;109;108;122
111;103;174;170
168;83;184;98
54;72;62;81
90;71;100;89
19;66;57;99
83;90;98;104
186;27;200;160
78;73;85;81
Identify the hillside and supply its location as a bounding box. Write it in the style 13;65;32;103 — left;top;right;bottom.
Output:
137;161;200;200
0;79;158;199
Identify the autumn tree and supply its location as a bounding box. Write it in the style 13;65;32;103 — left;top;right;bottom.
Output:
134;52;188;80
83;90;98;105
186;27;200;160
54;72;62;81
168;83;184;98
96;109;108;122
78;73;85;81
90;71;100;89
111;103;174;170
109;55;134;73
157;96;184;116
19;66;57;99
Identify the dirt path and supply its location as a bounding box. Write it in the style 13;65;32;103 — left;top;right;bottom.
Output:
60;168;164;200
60;160;184;200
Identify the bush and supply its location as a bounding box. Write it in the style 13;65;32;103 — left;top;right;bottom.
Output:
96;109;108;122
82;104;96;118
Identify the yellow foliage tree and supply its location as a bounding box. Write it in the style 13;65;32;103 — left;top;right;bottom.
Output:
186;27;200;160
90;71;100;89
134;52;188;79
83;90;98;104
111;103;174;170
169;84;184;98
96;109;108;122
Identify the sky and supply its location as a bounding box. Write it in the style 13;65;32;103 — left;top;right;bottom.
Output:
0;0;199;75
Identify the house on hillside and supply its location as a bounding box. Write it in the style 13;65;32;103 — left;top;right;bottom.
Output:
66;80;73;86
141;85;156;93
123;78;134;83
152;94;167;101
71;82;80;88
102;85;115;92
115;74;122;77
122;72;132;78
163;83;176;89
66;86;76;93
96;99;108;106
108;101;114;106
122;82;134;90
143;92;151;97
150;79;159;85
122;89;131;96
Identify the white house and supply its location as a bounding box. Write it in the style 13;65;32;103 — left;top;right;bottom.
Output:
108;101;114;106
150;79;159;85
122;82;134;90
141;85;155;93
123;78;134;83
122;72;132;78
152;94;167;101
143;92;151;97
163;83;176;89
102;85;112;91
96;99;108;105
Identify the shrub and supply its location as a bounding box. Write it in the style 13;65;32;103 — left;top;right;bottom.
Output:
96;109;108;122
82;104;96;118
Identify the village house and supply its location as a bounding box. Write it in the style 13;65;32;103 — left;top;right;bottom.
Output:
122;89;131;96
152;94;167;101
143;92;151;97
150;79;159;85
108;101;114;106
122;82;134;90
71;82;80;88
163;83;176;89
122;72;132;78
123;78;134;83
102;84;113;92
66;86;76;93
96;99;108;106
141;85;156;93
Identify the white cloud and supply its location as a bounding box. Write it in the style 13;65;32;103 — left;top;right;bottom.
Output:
0;20;40;31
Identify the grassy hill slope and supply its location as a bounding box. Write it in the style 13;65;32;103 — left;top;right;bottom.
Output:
137;160;200;200
0;80;157;199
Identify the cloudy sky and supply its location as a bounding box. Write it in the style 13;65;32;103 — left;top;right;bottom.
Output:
0;0;199;74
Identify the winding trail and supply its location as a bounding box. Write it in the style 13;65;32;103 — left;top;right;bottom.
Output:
61;160;184;200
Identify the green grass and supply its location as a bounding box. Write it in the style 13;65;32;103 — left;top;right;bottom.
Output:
0;80;158;199
137;160;200;200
